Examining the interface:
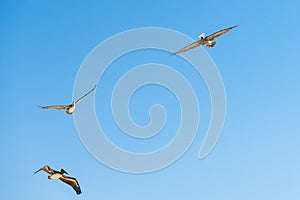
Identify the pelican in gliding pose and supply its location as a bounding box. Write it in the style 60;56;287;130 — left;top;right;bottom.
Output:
34;165;82;195
39;85;96;114
174;25;238;54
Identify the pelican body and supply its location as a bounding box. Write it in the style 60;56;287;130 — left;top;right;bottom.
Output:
34;165;82;195
174;25;238;54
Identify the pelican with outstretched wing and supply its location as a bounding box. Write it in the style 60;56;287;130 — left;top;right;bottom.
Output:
34;165;82;195
174;25;238;54
39;85;96;114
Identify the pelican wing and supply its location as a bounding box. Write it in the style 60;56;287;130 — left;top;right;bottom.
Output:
38;105;69;110
74;85;97;104
206;25;238;40
174;40;205;54
59;176;82;195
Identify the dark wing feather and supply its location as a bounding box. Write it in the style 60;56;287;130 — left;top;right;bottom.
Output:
59;176;82;195
74;85;97;104
38;105;69;110
206;25;238;40
60;169;69;175
174;40;205;54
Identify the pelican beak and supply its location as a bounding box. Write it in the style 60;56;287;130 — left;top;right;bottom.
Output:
34;168;43;174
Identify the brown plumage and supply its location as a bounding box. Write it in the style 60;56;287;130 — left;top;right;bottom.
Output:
174;25;238;54
34;165;82;195
39;85;96;114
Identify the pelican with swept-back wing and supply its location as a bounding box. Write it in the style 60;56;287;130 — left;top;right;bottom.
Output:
39;85;96;114
174;25;238;54
34;165;82;195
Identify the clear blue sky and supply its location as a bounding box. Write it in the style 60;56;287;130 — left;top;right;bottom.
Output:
1;0;300;199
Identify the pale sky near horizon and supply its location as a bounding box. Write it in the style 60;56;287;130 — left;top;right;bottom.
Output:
1;1;300;199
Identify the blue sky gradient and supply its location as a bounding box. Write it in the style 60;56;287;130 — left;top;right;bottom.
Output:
1;0;300;199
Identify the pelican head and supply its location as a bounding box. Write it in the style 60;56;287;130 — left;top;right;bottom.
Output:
34;165;52;174
198;33;205;39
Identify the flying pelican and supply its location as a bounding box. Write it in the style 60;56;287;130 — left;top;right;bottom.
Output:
39;84;96;114
174;25;238;54
34;165;82;195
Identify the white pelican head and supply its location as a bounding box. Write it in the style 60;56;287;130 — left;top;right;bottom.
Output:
198;33;205;39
